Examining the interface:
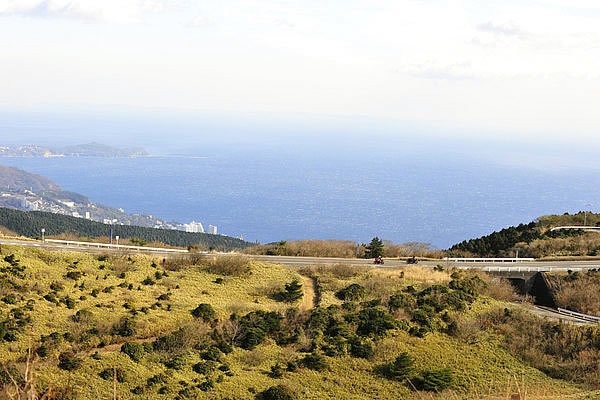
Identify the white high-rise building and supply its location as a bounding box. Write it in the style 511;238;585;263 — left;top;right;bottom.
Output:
208;225;218;235
184;221;205;233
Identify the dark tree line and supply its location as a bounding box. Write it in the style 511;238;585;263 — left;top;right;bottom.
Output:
448;222;540;257
0;207;249;251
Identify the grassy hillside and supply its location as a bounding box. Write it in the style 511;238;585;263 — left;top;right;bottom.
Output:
0;207;250;250
1;246;599;399
449;212;600;258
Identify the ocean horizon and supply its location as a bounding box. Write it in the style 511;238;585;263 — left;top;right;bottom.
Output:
0;138;597;248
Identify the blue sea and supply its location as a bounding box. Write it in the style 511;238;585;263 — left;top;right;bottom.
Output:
2;147;598;248
1;110;599;248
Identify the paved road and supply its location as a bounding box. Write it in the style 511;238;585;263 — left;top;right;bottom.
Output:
248;254;600;271
3;238;600;271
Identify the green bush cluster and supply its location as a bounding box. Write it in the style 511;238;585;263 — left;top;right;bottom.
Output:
236;311;283;350
378;352;454;392
274;279;303;303
191;303;216;322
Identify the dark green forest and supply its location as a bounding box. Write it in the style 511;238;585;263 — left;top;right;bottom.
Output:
0;208;249;250
449;212;600;257
448;222;541;256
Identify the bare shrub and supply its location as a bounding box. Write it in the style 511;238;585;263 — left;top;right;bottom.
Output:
254;281;281;298
481;276;518;302
384;242;445;259
555;274;600;315
162;253;206;271
455;316;485;344
239;348;268;367
360;272;399;298
0;226;18;237
206;255;251;276
153;322;212;356
28;248;63;265
245;240;359;258
112;258;134;276
299;264;368;279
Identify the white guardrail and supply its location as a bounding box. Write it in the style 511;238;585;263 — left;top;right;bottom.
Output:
44;239;189;253
444;257;535;263
454;265;598;273
557;308;600;322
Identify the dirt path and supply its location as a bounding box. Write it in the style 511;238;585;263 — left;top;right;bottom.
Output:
300;275;317;311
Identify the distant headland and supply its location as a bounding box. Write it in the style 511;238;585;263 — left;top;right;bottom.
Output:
0;142;149;158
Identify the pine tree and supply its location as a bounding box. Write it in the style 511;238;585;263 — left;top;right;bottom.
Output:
278;279;303;302
365;237;384;258
384;352;414;381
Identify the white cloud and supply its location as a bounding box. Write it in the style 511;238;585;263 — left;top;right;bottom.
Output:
0;0;166;23
1;0;600;140
477;21;524;37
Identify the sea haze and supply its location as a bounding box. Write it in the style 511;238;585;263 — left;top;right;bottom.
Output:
1;131;598;248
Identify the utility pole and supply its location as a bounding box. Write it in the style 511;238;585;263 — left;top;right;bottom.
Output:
584;203;592;226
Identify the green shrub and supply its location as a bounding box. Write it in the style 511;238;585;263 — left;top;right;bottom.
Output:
198;380;214;392
256;385;297;400
157;293;170;301
414;368;453;391
354;307;396;337
1;294;17;304
335;284;366;301
58;352;82;371
193;360;218;375
274;279;303;302
99;367;126;382
237;311;283;350
300;352;328;371
164;355;187;370
65;271;82;280
36;345;49;357
191;303;216;322
121;342;145;362
142;276;155;285
269;363;285;378
388;293;410;311
238;326;266;350
381;352;414;381
131;386;144;395
146;373;168;387
63;296;76;309
349;337;374;359
112;317;137;337
200;346;222;362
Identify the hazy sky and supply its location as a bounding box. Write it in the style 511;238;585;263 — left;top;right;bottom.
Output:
1;0;599;140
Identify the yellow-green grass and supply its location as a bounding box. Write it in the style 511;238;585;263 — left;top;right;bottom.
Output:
0;246;300;359
0;246;596;399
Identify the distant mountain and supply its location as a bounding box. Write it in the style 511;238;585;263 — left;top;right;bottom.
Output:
0;165;184;231
57;142;148;157
0;142;148;158
0;165;61;192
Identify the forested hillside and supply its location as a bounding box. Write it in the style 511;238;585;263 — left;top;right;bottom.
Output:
0;208;249;250
449;212;600;258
